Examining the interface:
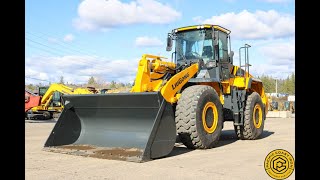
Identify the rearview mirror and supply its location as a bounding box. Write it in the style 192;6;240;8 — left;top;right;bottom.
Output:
166;36;172;51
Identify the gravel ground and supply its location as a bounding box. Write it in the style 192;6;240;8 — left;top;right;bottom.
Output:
25;117;295;180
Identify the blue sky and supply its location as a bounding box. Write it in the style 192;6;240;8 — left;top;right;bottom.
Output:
25;0;295;85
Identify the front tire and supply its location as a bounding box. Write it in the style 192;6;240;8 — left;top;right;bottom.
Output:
43;111;52;120
175;85;223;149
235;92;265;140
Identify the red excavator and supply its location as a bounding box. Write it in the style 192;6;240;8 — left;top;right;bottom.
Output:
25;89;41;118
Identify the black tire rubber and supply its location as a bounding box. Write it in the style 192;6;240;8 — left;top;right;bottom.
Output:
175;85;223;149
235;92;265;140
43;111;52;120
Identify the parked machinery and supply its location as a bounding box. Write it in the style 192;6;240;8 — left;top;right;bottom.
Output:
44;24;268;162
26;83;95;120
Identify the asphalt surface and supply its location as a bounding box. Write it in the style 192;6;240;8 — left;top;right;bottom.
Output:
25;117;295;180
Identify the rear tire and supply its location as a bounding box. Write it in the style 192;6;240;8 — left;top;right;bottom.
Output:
235;92;265;140
43;111;52;120
175;85;223;149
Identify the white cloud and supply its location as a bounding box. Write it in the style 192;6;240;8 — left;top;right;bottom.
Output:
73;0;181;31
195;10;294;40
251;63;294;79
249;39;295;78
63;34;75;42
259;40;295;65
25;55;140;84
135;36;163;47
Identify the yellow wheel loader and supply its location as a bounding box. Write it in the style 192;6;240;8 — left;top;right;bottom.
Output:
27;83;95;120
44;24;268;162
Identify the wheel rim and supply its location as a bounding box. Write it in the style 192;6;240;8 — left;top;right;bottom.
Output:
43;112;50;119
202;102;218;134
253;104;262;128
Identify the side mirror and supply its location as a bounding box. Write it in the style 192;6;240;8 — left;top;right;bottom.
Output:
166;36;172;51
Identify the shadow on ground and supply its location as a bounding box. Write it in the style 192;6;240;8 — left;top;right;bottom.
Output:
167;146;194;157
168;129;275;158
215;130;238;148
216;130;274;147
259;130;274;139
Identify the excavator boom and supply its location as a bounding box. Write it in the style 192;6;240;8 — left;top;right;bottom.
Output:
27;83;95;120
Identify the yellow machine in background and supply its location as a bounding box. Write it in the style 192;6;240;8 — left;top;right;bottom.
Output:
44;24;268;162
27;83;95;120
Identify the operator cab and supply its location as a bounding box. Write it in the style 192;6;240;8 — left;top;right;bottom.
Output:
167;24;233;81
38;86;62;107
51;91;62;107
38;86;49;96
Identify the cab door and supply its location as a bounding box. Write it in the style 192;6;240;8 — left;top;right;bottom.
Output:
215;30;231;81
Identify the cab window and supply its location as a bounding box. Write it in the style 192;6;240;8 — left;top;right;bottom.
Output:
218;31;228;61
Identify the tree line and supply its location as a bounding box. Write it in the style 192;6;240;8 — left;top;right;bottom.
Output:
258;72;295;95
25;76;133;92
26;73;295;95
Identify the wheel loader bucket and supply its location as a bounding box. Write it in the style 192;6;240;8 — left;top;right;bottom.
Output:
43;92;176;162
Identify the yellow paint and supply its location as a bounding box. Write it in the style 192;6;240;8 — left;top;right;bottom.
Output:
150;72;165;80
175;24;231;34
130;54;199;103
160;63;199;103
199;82;224;104
175;24;230;34
231;66;238;76
251;81;268;115
30;83;94;112
43;95;53;109
245;78;251;89
40;83;93;105
175;93;181;100
131;54;176;93
131;58;151;92
202;102;218;134
169;93;182;104
233;77;246;88
142;54;167;60
176;24;212;32
221;81;231;94
213;25;231;34
253;104;263;128
231;65;252;78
